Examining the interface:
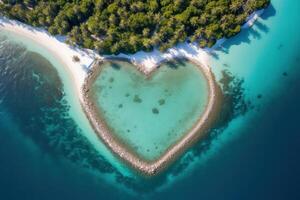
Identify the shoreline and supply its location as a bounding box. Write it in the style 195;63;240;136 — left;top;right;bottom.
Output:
0;8;264;84
82;58;222;176
0;9;264;175
0;17;96;102
105;9;265;75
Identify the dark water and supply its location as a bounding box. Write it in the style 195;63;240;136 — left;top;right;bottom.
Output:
152;68;300;200
0;37;124;199
0;37;299;200
1;2;300;199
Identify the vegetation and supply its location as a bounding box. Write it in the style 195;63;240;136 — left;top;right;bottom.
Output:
0;0;270;54
72;55;80;62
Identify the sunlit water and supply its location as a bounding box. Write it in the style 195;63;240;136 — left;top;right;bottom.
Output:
91;61;208;160
0;0;299;199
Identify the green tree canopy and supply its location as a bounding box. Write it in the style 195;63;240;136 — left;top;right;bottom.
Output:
0;0;270;54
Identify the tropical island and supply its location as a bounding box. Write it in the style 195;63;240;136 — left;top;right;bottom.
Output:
0;0;270;176
1;0;269;54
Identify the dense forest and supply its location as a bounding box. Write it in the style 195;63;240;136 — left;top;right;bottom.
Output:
0;0;270;54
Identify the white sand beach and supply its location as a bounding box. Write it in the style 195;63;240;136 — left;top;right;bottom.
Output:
0;17;97;101
0;8;264;90
110;9;265;74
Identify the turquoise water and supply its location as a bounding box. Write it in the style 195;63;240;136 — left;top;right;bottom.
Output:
211;0;299;100
91;61;209;160
0;0;300;199
0;29;135;176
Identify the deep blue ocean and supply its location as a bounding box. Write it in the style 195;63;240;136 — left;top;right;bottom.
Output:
0;0;300;199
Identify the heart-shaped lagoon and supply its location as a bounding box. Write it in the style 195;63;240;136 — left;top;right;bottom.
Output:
82;59;218;175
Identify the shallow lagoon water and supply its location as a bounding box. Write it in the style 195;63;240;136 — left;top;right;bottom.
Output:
91;61;209;160
0;0;300;199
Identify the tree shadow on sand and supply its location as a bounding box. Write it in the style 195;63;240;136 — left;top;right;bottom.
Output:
214;3;277;57
164;58;188;69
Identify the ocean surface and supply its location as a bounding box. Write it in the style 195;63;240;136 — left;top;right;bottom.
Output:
0;0;299;199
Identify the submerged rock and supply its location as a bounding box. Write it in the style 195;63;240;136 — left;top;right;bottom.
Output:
152;108;159;114
158;99;165;105
109;77;114;82
133;95;142;103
